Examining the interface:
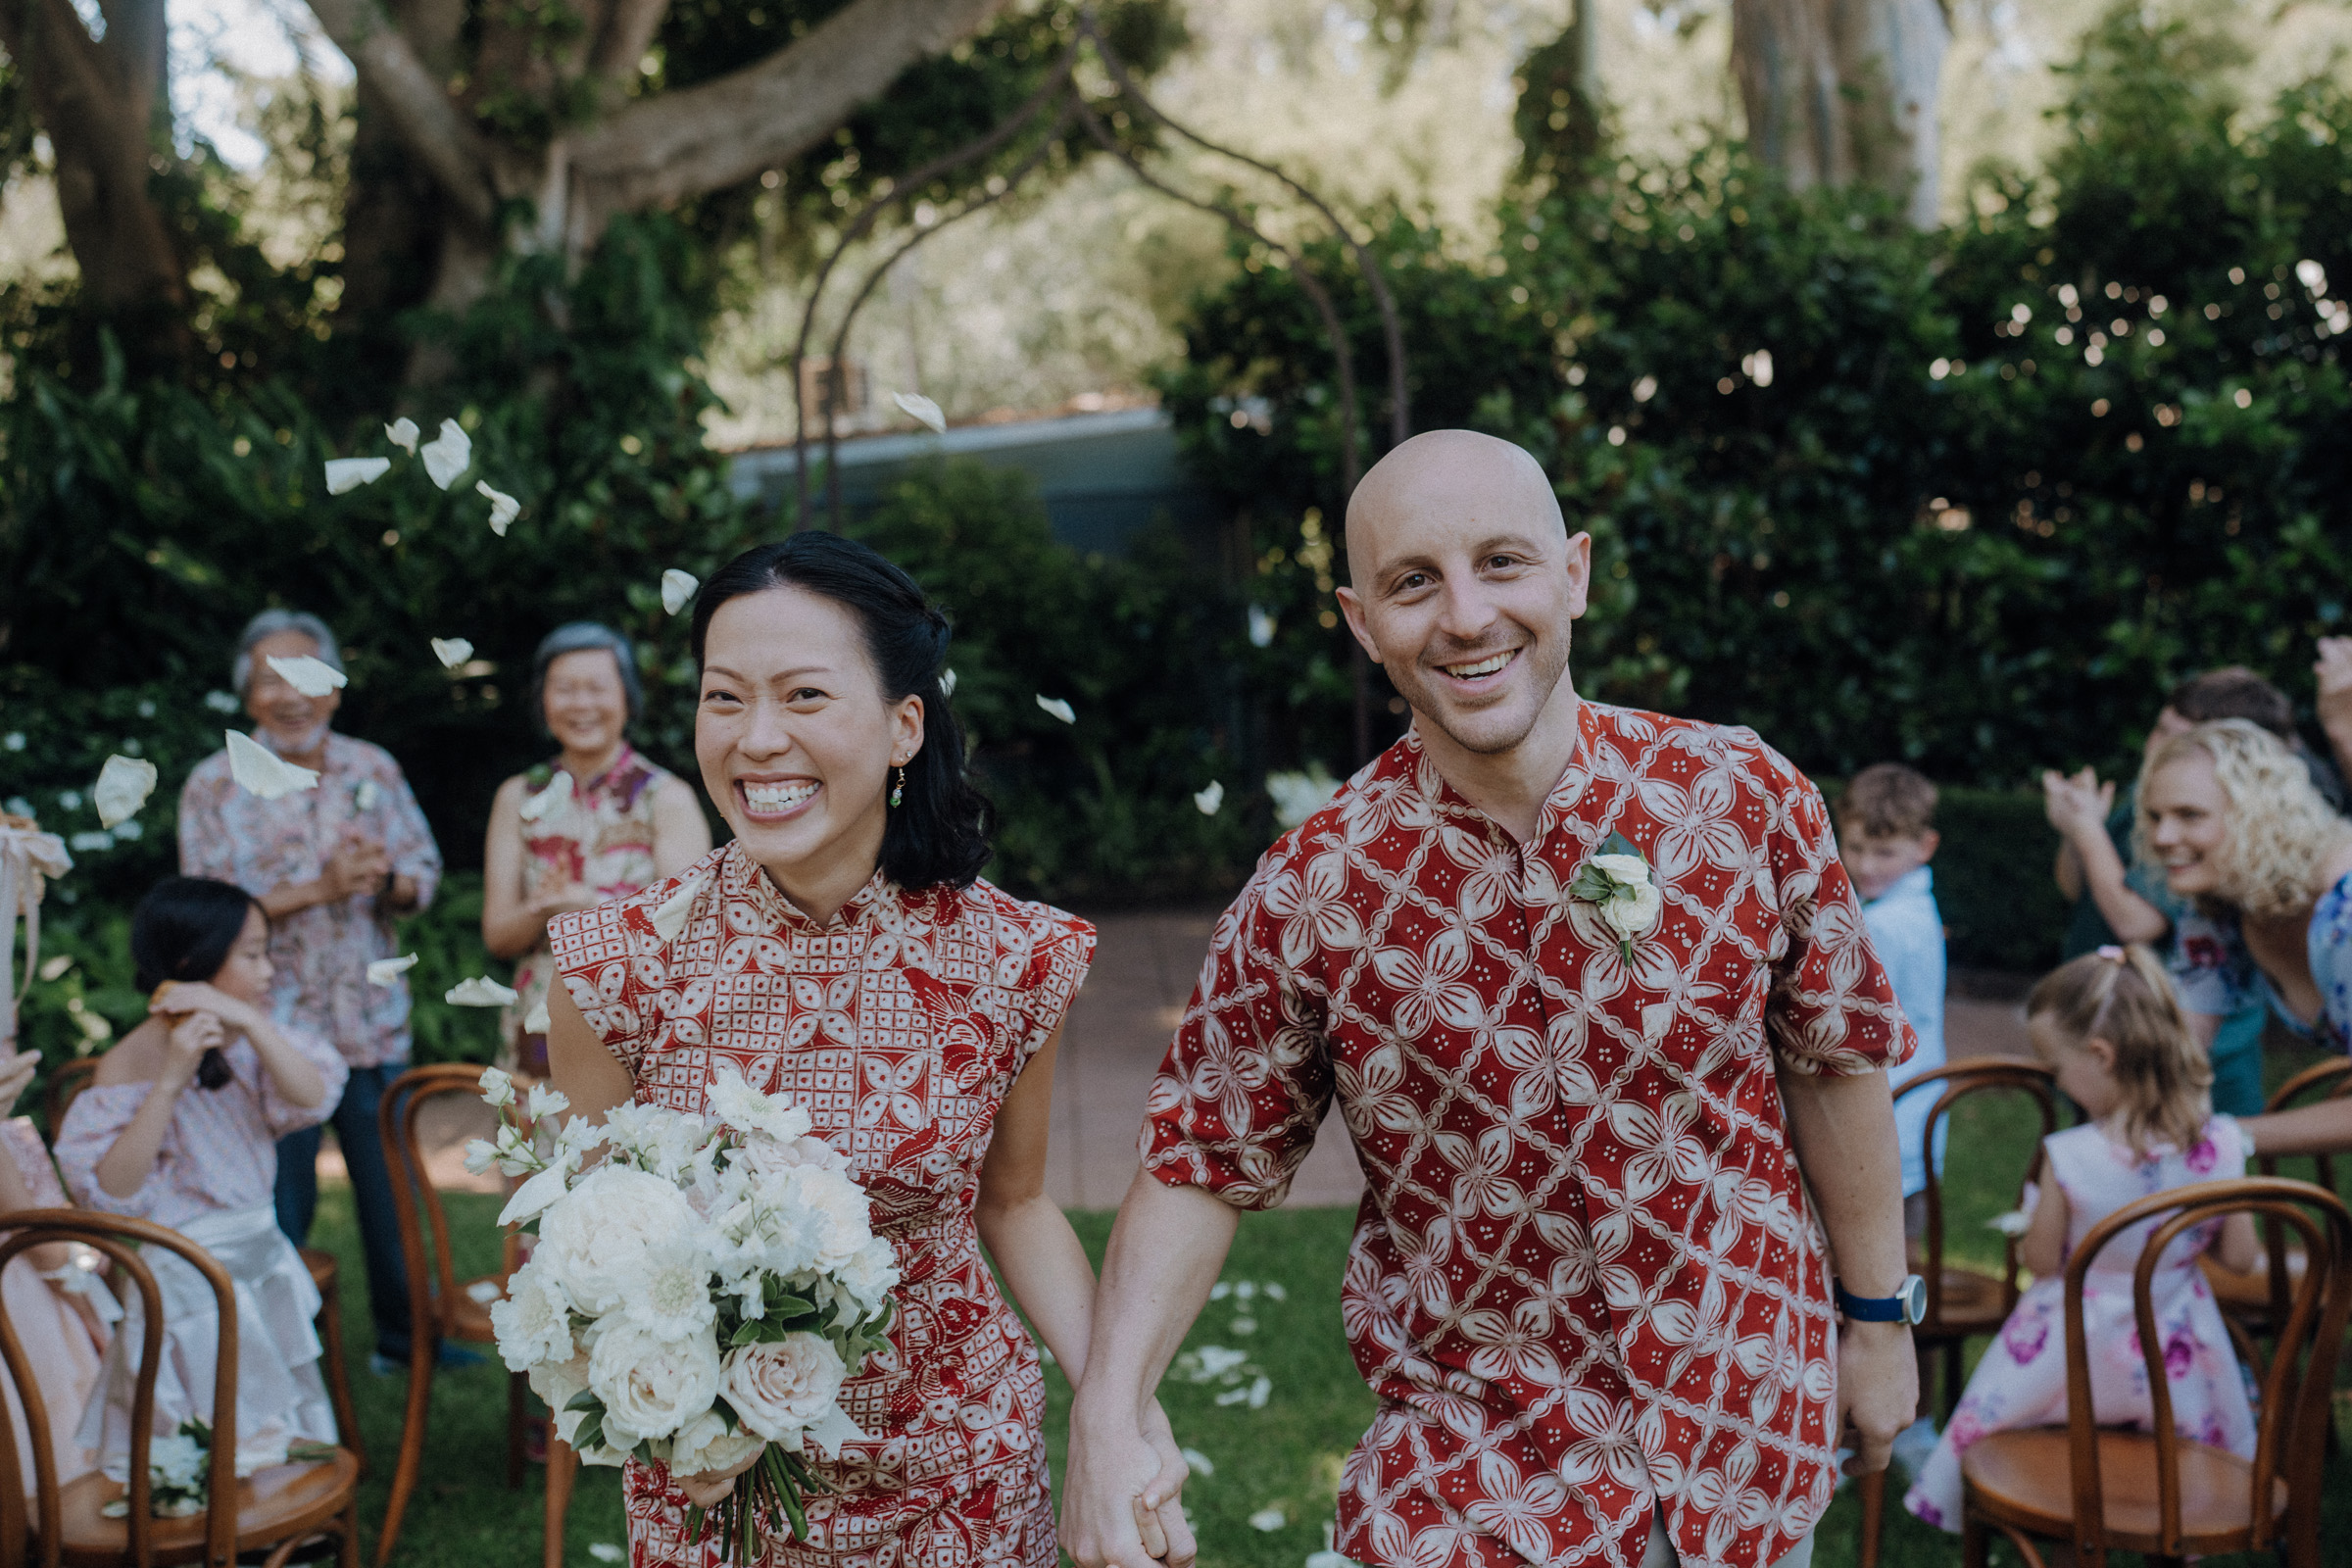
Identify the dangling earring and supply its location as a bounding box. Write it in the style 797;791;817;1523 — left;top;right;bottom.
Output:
890;764;906;808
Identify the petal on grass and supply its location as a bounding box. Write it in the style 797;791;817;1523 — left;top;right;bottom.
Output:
892;391;947;434
476;480;520;536
420;418;472;489
266;655;347;696
660;568;699;616
1249;1508;1287;1532
224;731;320;800
385;417;419;454
94;755;159;828
368;954;418;987
324;457;390;494
1194;780;1224;816
1035;694;1075;725
1181;1447;1214;1476
588;1548;624;1565
430;637;474;669
446;976;519;1007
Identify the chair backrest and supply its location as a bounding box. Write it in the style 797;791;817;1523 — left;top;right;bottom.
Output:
0;1208;241;1568
39;1060;98;1143
2059;1176;2352;1568
381;1064;501;1344
2257;1057;2352;1192
1892;1055;2062;1327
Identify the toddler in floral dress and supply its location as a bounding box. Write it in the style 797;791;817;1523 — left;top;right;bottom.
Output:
1906;944;2259;1530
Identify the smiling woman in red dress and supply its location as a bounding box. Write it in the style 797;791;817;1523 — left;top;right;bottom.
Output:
544;535;1186;1568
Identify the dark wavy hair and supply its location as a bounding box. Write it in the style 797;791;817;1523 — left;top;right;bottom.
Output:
689;534;993;891
130;876;263;1091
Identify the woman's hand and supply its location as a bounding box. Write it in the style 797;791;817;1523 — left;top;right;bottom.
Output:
2039;766;2113;844
531;884;599;925
0;1050;39;1119
164;1011;224;1082
156;981;264;1039
321;835;392;903
672;1445;762;1509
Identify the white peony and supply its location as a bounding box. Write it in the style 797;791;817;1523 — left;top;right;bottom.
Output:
706;1064;811;1145
722;1335;848;1445
528;1352;598;1451
782;1164;877;1273
589;1320;721;1448
532;1165;701;1316
735;1128;850;1180
667;1406;763;1478
488;1261;577;1371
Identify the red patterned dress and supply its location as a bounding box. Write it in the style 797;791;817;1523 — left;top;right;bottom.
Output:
1143;702;1915;1568
549;842;1094;1567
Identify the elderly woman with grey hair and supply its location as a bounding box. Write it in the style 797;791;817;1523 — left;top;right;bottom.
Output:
177;609;443;1372
480;622;707;1078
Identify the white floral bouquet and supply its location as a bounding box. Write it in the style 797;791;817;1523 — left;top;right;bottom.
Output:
467;1066;899;1560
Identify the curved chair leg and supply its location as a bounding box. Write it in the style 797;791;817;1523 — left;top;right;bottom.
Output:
1941;1339;1966;1421
1856;1467;1885;1568
342;1495;363;1568
544;1437;577;1568
508;1369;529;1490
1959;1508;1988;1568
315;1274;364;1473
373;1343;440;1567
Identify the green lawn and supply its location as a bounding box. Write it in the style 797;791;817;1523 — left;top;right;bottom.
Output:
315;1045;2352;1566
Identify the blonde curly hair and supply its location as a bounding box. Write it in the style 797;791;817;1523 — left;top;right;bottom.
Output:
2135;718;2352;918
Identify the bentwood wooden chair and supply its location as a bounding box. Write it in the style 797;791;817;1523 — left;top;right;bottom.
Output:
40;1051;363;1469
2201;1058;2352;1348
1857;1057;2062;1568
1959;1176;2352;1568
0;1208;363;1567
375;1065;571;1568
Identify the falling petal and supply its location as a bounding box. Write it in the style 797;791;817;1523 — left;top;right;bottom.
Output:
1035;695;1075;725
446;976;519;1007
1194;780;1224;816
324;457;391;495
518;770;573;824
1181;1447;1214;1477
525;998;551;1034
420;418;472;489
267;655;347;697
367;954;418;987
660;567;699;616
892;391;947;434
93;755;159;828
940;667;957;698
649;874;704;944
1248;605;1277;648
588;1547;625;1565
1986;1210;2034;1238
1249;1508;1286;1532
1247;1375;1271;1408
476;480;520;536
430;637;473;669
465;1279;505;1303
385;417;419;454
1263;1282;1287;1300
224;731;319;800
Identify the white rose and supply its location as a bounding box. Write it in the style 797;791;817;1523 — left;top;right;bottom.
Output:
707;1064;813;1145
488;1259;577;1371
588;1320;722;1448
1590;853;1651;888
534;1165;701;1316
1601;879;1663;941
668;1406;765;1479
722;1335;848;1445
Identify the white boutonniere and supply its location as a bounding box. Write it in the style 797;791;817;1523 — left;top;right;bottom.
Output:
1570;832;1662;962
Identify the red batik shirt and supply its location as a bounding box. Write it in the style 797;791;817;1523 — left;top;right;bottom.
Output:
1142;702;1914;1568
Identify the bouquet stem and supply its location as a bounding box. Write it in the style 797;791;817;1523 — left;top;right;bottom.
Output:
684;1446;833;1564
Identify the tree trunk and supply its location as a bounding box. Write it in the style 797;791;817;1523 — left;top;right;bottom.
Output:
1732;0;1949;225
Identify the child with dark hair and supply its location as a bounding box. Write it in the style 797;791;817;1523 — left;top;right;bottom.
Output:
54;876;348;1480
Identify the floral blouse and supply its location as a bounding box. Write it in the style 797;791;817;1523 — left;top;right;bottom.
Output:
2167;870;2352;1054
178;731;442;1068
54;1029;348;1228
501;746;677;1056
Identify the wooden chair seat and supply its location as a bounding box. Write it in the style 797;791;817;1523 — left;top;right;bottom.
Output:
1925;1265;2013;1337
1963;1428;2286;1554
446;1276;506;1345
2201;1244;2308;1311
47;1451;361;1566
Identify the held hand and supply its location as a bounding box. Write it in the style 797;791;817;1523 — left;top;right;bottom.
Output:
1065;1405;1187;1568
1134;1399;1196;1568
2318;636;2352;733
1836;1319;1920;1477
2038;766;2111;842
323;836;391;902
0;1051;39;1119
672;1445;762;1509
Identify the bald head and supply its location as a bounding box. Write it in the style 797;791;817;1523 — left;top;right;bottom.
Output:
1346;430;1565;590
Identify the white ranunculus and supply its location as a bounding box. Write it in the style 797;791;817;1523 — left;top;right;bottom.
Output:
533;1164;701;1316
667;1407;763;1479
623;1243;718;1342
722;1335;847;1445
706;1064;811;1145
489;1260;577;1371
1601;879;1664;942
589;1320;721;1448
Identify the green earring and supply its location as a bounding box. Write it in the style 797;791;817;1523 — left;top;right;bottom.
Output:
890;764;905;808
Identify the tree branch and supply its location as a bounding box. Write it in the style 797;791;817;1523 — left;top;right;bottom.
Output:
589;0;672;84
569;0;1014;215
300;0;499;227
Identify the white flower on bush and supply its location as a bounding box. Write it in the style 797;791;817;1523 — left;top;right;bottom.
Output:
723;1335;848;1446
534;1165;703;1317
625;1243;719;1342
668;1407;764;1478
707;1064;812;1145
588;1320;722;1449
489;1262;577;1371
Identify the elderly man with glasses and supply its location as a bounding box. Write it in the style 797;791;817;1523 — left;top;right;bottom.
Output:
177;609;447;1373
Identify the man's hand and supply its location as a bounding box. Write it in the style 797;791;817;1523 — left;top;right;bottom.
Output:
321;835;391;902
1065;1397;1194;1568
1836;1318;1919;1476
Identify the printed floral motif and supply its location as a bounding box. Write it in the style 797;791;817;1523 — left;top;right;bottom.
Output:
2167;871;2352;1054
1144;703;1915;1568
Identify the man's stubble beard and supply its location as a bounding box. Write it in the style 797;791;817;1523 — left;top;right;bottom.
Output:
1396;621;1575;760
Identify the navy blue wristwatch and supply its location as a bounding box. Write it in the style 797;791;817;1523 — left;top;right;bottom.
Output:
1834;1275;1927;1325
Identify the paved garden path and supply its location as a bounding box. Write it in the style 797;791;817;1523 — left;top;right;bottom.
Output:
358;911;2037;1211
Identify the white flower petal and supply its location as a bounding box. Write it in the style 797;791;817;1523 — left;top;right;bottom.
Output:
940;667;957;697
94;755;159;828
1247;1374;1271;1407
498;1159;573;1228
660;568;699;616
324;457;391;494
518;770;572;823
430;637;473;669
224;731;319;800
1193;780;1224;816
1249;1507;1287;1532
892;391;947;434
1181;1446;1214;1476
1987;1209;2034;1239
367;954;418;987
420;418;472;489
385;417;419;454
525;998;551;1034
266;655;346;697
649;873;705;945
478;1067;515;1108
588;1545;624;1563
466;1279;505;1303
1035;694;1075;725
445;976;520;1007
476;480;520;536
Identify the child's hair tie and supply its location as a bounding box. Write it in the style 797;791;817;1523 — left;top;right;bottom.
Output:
2096;945;2128;965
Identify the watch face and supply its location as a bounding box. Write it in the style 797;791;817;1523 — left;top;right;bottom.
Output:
1899;1274;1929;1325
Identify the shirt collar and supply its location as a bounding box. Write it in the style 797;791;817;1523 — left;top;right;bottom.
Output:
1866;863;1936;906
1392;696;1602;849
722;839;895;934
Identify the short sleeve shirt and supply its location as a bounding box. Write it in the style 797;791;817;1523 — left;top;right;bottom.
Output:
2170;870;2352;1054
1142;703;1915;1568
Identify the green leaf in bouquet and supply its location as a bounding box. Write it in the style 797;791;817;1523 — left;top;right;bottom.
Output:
564;1391;604;1413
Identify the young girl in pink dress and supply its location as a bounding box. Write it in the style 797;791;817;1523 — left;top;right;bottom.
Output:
54;876;348;1481
0;1038;111;1494
1905;944;2260;1529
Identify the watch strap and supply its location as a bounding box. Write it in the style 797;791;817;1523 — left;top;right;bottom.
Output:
1834;1277;1920;1324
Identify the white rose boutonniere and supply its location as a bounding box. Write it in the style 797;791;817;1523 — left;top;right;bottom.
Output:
1571;832;1663;961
